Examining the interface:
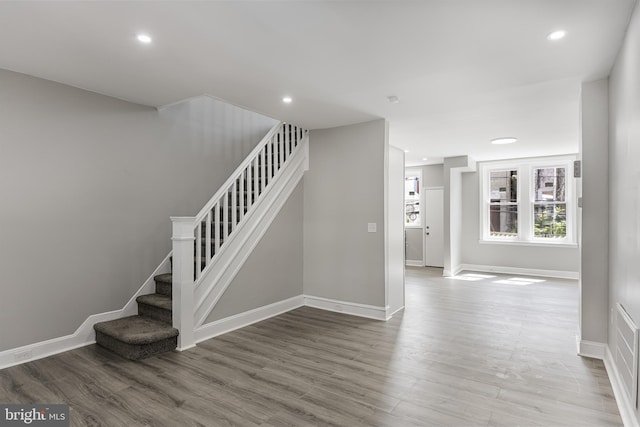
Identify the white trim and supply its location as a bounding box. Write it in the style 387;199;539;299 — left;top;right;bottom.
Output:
478;239;578;249
405;260;424;267
443;264;464;277
0;254;172;370
194;295;304;343
1;292;386;369
605;345;640;427
387;305;405;318
460;263;579;280
578;339;606;359
193;138;308;327
303;295;388;321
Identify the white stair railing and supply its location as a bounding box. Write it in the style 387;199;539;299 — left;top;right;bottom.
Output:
171;122;308;350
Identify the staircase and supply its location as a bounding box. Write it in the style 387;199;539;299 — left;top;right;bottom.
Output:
93;122;308;360
93;273;177;360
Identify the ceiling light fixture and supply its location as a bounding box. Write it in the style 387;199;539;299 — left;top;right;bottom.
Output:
388;95;400;104
404;150;409;153
547;30;566;41
136;34;152;44
422;158;428;161
491;137;518;145
282;96;292;104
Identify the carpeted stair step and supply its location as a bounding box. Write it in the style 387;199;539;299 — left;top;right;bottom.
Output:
94;315;178;360
137;293;172;324
154;273;172;297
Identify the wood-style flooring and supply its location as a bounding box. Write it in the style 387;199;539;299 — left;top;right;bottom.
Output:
0;268;622;426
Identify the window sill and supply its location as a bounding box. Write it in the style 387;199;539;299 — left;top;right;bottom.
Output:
479;239;578;249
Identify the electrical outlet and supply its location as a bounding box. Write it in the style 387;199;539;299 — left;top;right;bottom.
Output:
14;349;32;362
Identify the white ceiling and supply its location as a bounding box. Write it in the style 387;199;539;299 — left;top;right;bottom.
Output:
0;0;635;165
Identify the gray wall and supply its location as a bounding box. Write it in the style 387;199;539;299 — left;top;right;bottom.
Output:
443;156;475;276
387;145;405;314
0;68;276;351
405;229;423;262
303;120;387;307
460;170;580;273
609;5;640;424
424;164;444;188
580;79;609;344
206;182;303;322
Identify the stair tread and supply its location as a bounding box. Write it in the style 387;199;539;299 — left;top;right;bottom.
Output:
94;315;178;345
136;293;172;310
154;273;172;284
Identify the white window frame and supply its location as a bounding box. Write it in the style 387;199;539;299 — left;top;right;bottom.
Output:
479;155;577;246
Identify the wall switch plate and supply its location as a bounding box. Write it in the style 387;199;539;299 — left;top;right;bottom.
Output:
367;223;377;233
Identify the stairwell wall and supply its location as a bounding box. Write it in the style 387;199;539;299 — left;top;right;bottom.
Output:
0;68;276;351
303;119;387;310
205;182;304;322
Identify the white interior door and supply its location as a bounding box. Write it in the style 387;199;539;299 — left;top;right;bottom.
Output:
425;188;444;267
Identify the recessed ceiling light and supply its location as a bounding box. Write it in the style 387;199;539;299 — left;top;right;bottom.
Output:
547;30;566;41
422;157;428;161
282;96;292;104
491;137;518;145
388;95;400;104
136;34;152;44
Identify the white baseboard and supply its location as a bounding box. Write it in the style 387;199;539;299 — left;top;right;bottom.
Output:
443;264;463;277
0;254;172;370
405;260;424;267
303;295;387;321
194;295;304;343
460;263;579;280
577;338;606;360
387;305;405;319
604;345;640;427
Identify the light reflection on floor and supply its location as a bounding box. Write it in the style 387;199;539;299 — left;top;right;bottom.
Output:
445;272;547;285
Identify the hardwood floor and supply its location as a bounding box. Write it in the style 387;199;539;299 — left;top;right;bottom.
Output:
0;268;622;426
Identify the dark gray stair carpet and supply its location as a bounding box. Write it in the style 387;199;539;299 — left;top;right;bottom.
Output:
154;273;172;297
94;272;178;360
94;316;178;360
136;293;172;324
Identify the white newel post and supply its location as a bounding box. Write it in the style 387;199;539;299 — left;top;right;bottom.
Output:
171;216;196;350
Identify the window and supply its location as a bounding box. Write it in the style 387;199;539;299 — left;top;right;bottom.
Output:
533;167;567;239
480;156;575;245
405;170;421;227
489;169;518;237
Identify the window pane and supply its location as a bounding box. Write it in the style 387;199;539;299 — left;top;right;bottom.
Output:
405;176;420;226
534;203;567;238
490;170;517;203
405;201;420;226
534;167;565;202
489;205;518;237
